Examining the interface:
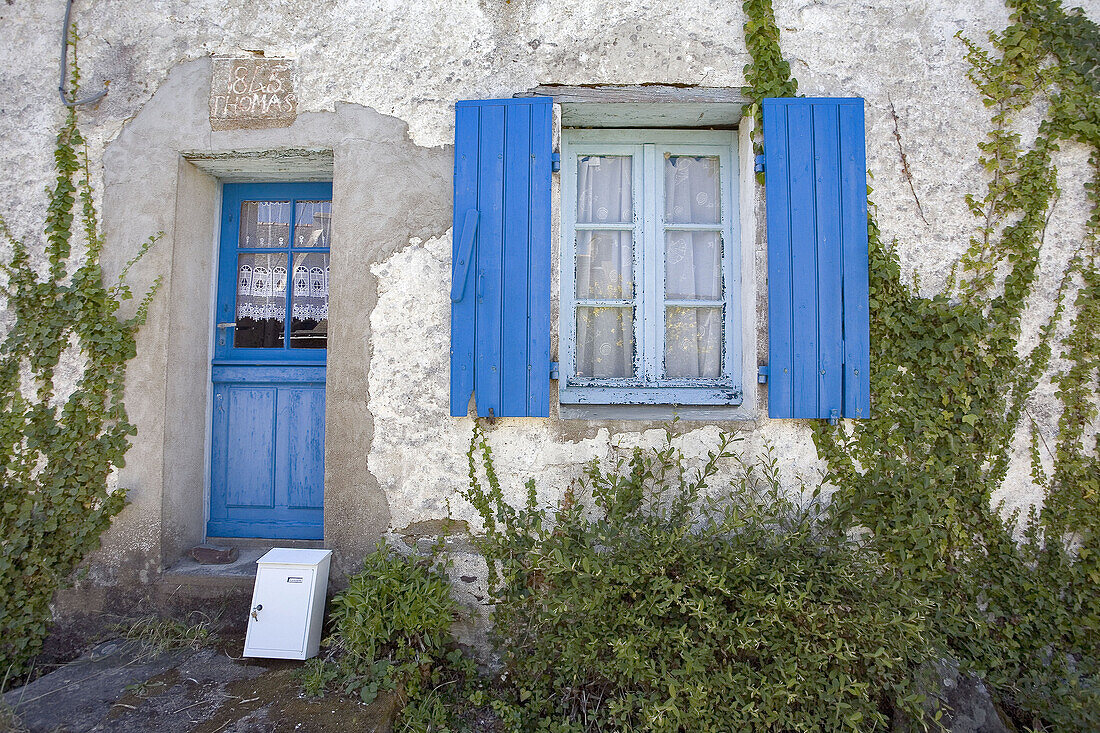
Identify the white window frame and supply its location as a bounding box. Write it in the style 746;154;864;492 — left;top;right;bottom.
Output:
559;128;742;406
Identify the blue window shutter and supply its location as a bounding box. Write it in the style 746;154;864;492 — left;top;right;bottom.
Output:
450;97;553;418
763;98;870;419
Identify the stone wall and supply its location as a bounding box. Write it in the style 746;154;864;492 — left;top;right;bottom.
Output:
0;0;1097;600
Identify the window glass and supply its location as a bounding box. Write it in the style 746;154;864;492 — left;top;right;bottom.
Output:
562;132;738;404
664;156;720;224
665;232;722;301
294;201;332;247
665;306;723;378
576;232;633;299
576;306;634;378
577;156;633;224
239;201;292;248
230;196;332;351
290;252;329;349
235;252;287;347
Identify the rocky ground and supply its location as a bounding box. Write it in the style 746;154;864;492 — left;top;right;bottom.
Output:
1;636;399;733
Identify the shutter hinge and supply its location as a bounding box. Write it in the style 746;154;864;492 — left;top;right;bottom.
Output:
828;408;840;426
754;154;765;173
757;365;769;384
551;152;560;172
550;361;560;380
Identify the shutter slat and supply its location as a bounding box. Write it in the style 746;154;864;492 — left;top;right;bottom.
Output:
527;103;552;416
764;97;870;419
475;104;506;418
502;103;532;417
451;97;553;418
813;104;844;417
450;106;479;416
764;103;795;418
786;103;820;417
839;103;871;418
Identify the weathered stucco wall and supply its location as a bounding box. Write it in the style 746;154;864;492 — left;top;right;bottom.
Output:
1;0;1098;599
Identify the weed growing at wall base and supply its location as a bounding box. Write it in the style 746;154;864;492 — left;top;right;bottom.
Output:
0;59;159;682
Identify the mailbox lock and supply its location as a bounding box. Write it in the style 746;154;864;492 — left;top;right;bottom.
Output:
251;603;263;621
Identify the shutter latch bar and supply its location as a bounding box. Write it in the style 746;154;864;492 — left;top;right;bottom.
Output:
450;209;480;302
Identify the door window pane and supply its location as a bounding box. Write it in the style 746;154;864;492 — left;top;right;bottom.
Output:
294;201;332;247
576;306;634;378
290;252;329;349
235;252;287;347
664;156;720;224
577;156;633;224
576;231;633;299
665;231;722;300
665;306;722;378
239;201;292;248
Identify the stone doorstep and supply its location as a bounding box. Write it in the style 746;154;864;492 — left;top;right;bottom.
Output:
160;539;325;591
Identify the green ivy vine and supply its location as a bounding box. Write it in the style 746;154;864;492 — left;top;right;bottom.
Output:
0;44;159;683
743;0;1099;727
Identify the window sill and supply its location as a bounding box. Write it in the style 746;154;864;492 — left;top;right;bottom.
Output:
557;385;742;406
558;403;756;421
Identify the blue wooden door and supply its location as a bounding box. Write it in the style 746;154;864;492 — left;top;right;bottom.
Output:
208;182;331;539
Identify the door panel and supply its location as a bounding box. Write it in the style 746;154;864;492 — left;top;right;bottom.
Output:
281;387;326;510
225;387;277;508
209;182;331;540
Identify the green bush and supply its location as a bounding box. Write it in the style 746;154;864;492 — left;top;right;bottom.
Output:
299;544;480;731
463;427;938;732
302;544;457;703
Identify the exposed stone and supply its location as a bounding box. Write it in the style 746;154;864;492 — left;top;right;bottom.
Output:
939;674;1015;733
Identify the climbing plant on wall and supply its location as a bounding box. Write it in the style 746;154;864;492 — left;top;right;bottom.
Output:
742;0;1100;727
0;54;159;682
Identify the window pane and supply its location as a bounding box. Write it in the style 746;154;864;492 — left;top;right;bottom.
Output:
235;252;287;347
290;252;329;349
664;156;720;224
294;201;332;248
576;231;633;299
665;231;722;300
665;306;722;378
576;306;634;378
239;201;291;248
577;156;633;224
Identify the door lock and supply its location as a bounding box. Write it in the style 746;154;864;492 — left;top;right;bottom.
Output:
251;603;263;621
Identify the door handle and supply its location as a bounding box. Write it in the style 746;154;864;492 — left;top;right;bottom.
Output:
251;603;262;621
216;322;235;346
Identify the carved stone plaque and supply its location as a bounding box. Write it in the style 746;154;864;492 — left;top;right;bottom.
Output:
209;57;297;131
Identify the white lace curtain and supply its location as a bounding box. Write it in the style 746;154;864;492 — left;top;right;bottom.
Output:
236;252;329;323
574;154;723;380
576;156;634;377
663;155;722;379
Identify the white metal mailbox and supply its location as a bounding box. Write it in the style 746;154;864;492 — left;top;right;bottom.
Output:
244;548;332;660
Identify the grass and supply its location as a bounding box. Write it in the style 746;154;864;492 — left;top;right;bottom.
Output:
116;613;214;659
